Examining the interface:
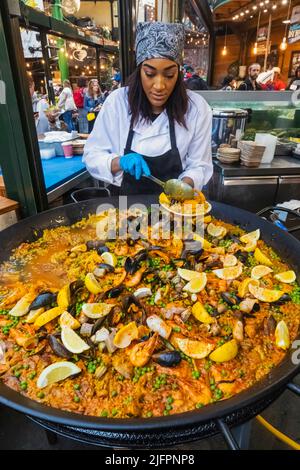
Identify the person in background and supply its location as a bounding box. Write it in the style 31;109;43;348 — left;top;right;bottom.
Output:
287;66;300;91
58;80;77;132
183;65;193;80
268;67;286;91
221;75;237;90
73;76;88;133
28;77;50;134
185;67;208;91
238;63;262;91
84;79;105;133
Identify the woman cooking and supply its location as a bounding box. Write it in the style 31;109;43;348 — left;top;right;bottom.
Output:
84;22;213;195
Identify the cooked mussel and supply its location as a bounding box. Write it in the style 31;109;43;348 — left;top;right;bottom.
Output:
29;291;57;311
48;335;72;359
86;240;107;251
122;294;146;324
181;240;203;259
104;285;125;299
152;350;182;367
235;250;249;264
276;294;292;304
221;292;241;306
94;263;115;277
125;249;148;275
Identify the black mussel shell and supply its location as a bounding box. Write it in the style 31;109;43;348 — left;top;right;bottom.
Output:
252;302;260;313
152;351;182;367
70;280;84;297
105;285;125;299
97;245;110;255
235;250;249;264
181;240;203;259
91;317;107;335
276;294;292;304
228;234;241;245
125;257;136;275
29;291;57;311
98;263;115;273
86;240;106;251
221;292;241;306
134;249;148;264
122;294;142;312
48;335;72;359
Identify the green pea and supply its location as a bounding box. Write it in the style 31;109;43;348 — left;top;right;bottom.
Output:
74;396;80;403
28;372;36;380
20;381;27;391
146;411;153;418
74;383;80;390
196;403;204;409
14;371;21;378
111;390;118;397
165;404;172;411
111;408;118;416
101;410;108;417
37;392;45;399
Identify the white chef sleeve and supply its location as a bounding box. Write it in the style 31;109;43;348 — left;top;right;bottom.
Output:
179;102;213;190
83;95;123;186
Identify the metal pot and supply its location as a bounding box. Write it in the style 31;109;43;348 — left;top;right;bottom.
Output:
212;108;248;153
0;197;299;448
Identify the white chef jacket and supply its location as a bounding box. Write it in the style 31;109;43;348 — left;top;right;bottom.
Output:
83;87;213;190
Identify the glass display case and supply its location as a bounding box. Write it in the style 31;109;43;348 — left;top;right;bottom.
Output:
198;90;300;141
197;91;300;212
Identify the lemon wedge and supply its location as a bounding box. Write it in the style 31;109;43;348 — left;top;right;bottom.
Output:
240;229;260;245
82;303;113;319
243;241;258;253
84;273;102;295
177;268;202;282
238;278;259;298
207;223;227;239
209;339;238;363
57;284;71;309
254;248;273;267
193;233;212;250
223;254;238;268
183;273;207;293
37;361;81;389
101;252;117;268
26;307;45;323
274;271;296;284
192;302;215;324
61;326;90;354
59;311;81;329
176;338;214;359
159;192;171;206
251;265;273;280
275;320;290;350
34;306;65;329
113;321;139;348
248;284;284;303
9;294;34;317
213;264;243;281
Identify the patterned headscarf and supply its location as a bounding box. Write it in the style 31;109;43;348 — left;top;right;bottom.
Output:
135;22;185;66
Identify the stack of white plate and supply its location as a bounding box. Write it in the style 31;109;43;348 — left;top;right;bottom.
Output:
217;147;241;164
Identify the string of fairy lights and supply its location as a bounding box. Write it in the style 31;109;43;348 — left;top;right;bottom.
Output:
221;0;293;56
25;36;117;84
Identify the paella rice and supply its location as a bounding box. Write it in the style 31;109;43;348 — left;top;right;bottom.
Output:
0;206;300;419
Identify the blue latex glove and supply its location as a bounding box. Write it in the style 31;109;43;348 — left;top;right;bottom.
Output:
120;153;151;180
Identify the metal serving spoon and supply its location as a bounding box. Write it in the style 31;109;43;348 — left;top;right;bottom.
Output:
143;175;194;201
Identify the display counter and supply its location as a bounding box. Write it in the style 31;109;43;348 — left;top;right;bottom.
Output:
198;91;300;212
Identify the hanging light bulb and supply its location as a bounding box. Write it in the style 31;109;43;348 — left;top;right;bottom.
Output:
280;0;292;52
222;24;228;56
253;10;262;55
280;36;287;50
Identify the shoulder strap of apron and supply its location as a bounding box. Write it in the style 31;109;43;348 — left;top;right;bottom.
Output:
168;112;177;150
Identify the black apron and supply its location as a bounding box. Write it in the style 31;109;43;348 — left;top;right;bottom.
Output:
119;114;183;195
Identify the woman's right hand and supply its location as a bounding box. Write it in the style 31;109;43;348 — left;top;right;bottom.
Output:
119;153;151;180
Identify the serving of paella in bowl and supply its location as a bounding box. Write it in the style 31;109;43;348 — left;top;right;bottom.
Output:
0;195;300;421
